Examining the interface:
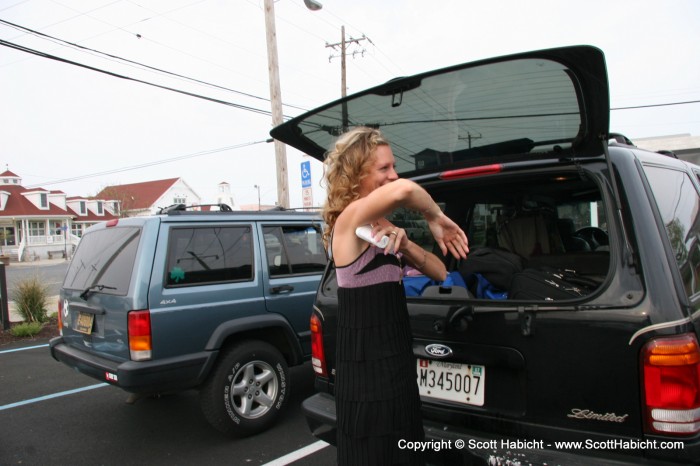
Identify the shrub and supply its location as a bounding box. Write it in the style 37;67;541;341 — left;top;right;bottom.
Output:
10;321;43;338
12;276;49;323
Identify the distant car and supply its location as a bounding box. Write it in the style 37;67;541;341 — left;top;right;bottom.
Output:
50;206;326;437
271;46;700;464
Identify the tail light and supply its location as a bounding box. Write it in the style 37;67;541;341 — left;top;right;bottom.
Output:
440;163;503;180
128;310;152;361
57;299;63;336
642;334;700;435
310;313;327;377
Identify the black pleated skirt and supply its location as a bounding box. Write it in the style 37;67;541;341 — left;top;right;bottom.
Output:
336;282;424;466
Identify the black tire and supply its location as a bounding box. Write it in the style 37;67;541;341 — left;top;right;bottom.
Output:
200;340;289;437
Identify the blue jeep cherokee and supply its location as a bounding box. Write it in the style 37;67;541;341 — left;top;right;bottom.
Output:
50;206;326;436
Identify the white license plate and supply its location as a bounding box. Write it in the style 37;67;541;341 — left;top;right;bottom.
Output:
416;359;485;406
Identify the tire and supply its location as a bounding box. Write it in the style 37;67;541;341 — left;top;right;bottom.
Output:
200;340;289;437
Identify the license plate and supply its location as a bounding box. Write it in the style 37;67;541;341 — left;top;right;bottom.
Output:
75;312;94;335
416;359;485;406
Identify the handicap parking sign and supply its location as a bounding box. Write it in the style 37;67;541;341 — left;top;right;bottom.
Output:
301;161;311;188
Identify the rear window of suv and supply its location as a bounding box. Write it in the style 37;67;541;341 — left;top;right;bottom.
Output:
165;226;253;287
63;226;141;295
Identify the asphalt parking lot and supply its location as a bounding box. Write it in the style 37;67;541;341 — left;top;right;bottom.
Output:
0;340;337;466
0;260;337;466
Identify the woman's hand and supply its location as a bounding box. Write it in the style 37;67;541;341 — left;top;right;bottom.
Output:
371;221;407;255
427;213;469;260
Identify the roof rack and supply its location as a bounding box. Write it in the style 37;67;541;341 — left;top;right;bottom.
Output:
657;150;678;159
157;203;232;215
608;133;635;146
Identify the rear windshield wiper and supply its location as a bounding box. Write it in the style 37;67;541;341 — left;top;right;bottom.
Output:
80;284;117;300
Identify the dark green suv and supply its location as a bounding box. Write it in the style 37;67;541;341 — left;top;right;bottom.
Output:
272;46;700;464
50;206;326;437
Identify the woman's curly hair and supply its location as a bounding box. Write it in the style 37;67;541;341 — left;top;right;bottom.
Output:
321;126;389;247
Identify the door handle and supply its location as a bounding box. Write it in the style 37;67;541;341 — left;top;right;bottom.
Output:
270;285;294;294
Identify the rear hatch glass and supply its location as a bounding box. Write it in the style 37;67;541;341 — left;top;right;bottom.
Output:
63;226;141;295
271;46;609;177
61;226;142;356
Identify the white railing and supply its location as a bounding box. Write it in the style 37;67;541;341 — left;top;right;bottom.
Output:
17;239;25;262
28;235;67;245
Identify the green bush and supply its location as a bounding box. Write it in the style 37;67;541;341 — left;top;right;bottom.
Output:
10;321;43;337
12;276;49;323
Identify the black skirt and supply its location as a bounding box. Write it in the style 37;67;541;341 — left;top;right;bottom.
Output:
336;281;424;466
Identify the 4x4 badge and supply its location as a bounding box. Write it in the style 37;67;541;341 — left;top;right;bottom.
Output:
425;344;453;358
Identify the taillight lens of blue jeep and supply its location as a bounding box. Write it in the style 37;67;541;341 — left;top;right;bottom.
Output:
128;310;152;361
643;334;700;435
310;313;327;377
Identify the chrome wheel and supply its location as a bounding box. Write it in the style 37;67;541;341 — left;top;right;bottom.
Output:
229;360;278;419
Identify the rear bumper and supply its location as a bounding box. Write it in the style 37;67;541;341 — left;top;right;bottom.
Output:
49;337;216;393
302;392;697;465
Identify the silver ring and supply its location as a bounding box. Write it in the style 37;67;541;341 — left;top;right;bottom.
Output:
390;231;398;236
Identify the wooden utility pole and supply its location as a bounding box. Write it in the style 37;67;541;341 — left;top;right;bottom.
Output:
326;26;371;130
263;0;289;209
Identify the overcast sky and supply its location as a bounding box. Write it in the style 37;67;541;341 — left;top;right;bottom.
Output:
1;0;699;208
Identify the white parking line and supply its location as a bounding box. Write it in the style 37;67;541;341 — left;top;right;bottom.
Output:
261;440;330;466
0;383;108;411
0;343;49;354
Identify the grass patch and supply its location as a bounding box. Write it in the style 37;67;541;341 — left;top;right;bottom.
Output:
11;276;49;323
10;321;44;337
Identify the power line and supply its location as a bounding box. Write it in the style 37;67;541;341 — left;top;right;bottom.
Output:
0;18;310;114
0;37;278;116
25;139;270;189
611;100;700;111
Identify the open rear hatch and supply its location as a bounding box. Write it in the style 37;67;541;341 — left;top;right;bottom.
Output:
271;45;610;175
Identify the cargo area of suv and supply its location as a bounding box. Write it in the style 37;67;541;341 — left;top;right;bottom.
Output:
271;46;700;464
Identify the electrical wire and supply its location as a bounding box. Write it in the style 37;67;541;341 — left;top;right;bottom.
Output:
24;139;270;189
0;37;280;117
0;18;311;114
611;100;700;111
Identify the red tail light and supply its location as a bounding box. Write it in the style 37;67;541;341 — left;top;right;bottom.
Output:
128;310;152;361
310;313;327;377
642;334;700;435
57;299;63;336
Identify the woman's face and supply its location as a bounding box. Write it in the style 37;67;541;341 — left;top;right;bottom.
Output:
359;144;398;197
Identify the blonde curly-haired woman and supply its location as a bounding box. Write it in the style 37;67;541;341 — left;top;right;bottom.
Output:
322;126;469;465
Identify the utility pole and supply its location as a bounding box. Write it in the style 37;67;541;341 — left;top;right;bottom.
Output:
263;0;322;209
263;0;289;209
326;26;371;130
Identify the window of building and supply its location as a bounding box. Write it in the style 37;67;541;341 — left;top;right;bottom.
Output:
97;201;104;215
0;227;15;246
40;193;48;208
80;201;86;215
71;224;84;238
173;197;186;204
165;226;253;287
263;224;326;277
28;221;45;237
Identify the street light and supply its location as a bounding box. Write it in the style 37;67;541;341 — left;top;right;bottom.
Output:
303;0;323;11
254;184;261;211
263;0;322;209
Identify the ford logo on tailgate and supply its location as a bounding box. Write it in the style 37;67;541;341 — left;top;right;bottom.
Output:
425;343;453;358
